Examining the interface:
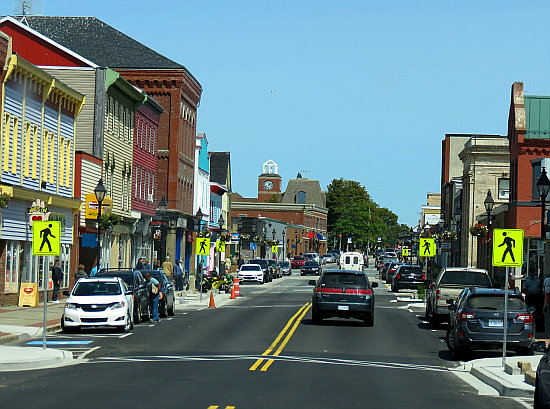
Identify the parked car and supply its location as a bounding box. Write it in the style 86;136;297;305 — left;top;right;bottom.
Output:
309;269;378;326
301;261;322;276
531;341;550;408
96;269;150;324
384;262;404;283
238;264;264;284
446;287;534;359
142;270;175;318
391;265;426;292
291;255;307;269
248;259;273;282
378;257;398;275
384;251;398;258
278;260;291;276
61;277;134;333
425;267;492;326
305;252;321;264
268;259;282;278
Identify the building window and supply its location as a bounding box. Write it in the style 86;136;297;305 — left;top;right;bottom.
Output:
295;191;306;204
498;178;509;200
532;159;550;200
4;241;21;293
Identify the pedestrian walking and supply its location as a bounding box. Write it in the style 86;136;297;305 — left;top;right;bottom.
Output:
51;260;64;303
195;261;204;291
135;258;144;270
162;256;173;278
174;260;184;291
523;270;541;307
144;272;160;322
153;258;161;270
75;264;88;281
142;258;151;270
224;257;232;274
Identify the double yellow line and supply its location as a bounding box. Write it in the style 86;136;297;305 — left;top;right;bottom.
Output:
249;302;312;372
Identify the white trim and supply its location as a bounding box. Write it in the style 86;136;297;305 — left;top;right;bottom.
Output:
0;16;99;68
37;65;95;71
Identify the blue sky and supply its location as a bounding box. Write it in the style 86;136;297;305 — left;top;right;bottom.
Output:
4;1;550;226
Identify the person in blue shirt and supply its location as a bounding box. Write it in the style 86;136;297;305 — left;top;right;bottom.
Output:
90;264;100;277
144;272;160;322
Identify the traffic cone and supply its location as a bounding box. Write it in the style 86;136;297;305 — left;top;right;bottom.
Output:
208;290;216;308
233;278;241;297
229;285;237;299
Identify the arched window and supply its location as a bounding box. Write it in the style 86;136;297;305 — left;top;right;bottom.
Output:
295;191;306;204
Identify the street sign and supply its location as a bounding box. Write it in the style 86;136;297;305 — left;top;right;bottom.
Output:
419;238;436;257
196;237;210;256
250;242;257;250
402;248;410;257
347;237;352;244
492;229;524;267
32;221;61;256
441;242;452;252
272;245;278;253
215;240;226;252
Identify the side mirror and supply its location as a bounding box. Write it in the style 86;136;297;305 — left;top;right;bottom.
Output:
532;341;547;353
63;290;70;296
308;280;316;286
371;282;378;288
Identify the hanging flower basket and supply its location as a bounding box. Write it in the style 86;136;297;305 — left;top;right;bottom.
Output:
253;235;264;244
265;239;279;246
440;230;457;240
99;213;122;230
220;232;231;242
240;233;250;240
469;223;489;236
0;192;11;208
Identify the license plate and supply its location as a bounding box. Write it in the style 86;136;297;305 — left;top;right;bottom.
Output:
488;319;503;327
338;305;349;311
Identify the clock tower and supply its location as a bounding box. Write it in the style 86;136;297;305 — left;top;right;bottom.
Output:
258;160;282;202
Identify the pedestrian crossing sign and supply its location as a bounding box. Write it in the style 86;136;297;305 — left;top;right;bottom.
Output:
492;229;523;267
32;221;61;256
402;248;410;257
216;240;226;252
196;237;210;256
272;245;279;253
419;238;436;257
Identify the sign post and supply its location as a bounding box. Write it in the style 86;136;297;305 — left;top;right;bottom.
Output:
32;221;62;350
492;228;524;368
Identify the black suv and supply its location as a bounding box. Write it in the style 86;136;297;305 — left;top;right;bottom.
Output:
267;259;282;279
96;269;150;324
248;259;273;282
446;287;535;359
309;269;378;326
391;265;426;292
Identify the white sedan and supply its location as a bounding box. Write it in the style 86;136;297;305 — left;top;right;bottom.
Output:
62;277;134;333
238;264;264;284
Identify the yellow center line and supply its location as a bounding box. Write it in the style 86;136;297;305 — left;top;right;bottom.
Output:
207;406;219;409
248;302;310;371
260;303;312;372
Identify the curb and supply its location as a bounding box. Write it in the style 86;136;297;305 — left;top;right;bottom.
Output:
0;323;61;346
470;366;534;398
0;347;74;372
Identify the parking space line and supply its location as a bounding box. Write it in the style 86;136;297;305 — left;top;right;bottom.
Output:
118;332;133;339
78;346;101;359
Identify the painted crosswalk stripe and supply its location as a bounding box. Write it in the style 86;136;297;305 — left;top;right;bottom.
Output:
27;340;93;345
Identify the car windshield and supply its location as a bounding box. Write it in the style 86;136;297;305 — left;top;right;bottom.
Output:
279;262;289;267
294;256;305;261
98;273;134;287
304;261;318;266
249;260;267;267
440;271;491;287
241;265;261;271
322;273;366;288
466;295;526;311
399;267;422;274
73;281;122;296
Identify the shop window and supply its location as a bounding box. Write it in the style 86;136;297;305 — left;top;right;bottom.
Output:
498;178;509;200
4;241;21;293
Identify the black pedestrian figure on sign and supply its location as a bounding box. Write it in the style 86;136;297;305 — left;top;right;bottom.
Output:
423;240;431;256
39;224;56;252
199;239;207;254
498;232;515;263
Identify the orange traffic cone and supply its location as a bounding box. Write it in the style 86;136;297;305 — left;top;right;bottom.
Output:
229;285;237;299
208;290;216;308
233;278;241;297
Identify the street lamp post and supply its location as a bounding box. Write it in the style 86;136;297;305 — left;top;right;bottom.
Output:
282;230;286;261
94;179;107;271
295;232;298;256
483;190;495;274
237;219;243;263
537;168;550;240
218;215;225;275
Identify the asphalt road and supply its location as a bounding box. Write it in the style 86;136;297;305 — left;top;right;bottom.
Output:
0;264;533;409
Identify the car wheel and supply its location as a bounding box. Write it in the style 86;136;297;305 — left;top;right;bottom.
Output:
534;377;549;409
168;301;175;316
446;327;467;360
391;284;398;292
118;313;132;333
364;312;374;327
312;309;323;324
134;302;141;324
160;302;168;318
429;313;441;328
424;304;431;321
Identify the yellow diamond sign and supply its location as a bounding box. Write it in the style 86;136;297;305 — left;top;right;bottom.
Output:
32;221;61;256
196;237;210;256
216;240;226;252
419;238;436;257
492;229;523;267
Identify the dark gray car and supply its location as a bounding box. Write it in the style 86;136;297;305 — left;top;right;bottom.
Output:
391;265;426;292
446;288;534;359
309;269;378;326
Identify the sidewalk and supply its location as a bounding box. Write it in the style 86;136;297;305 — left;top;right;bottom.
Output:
175;288;240;310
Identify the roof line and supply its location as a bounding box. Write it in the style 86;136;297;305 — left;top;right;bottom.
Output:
0;16;99;68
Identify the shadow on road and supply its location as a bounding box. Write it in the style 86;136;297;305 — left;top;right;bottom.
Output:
301;318;367;327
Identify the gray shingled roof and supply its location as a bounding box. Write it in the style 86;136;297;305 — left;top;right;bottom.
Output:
20;16;198;82
209;152;231;187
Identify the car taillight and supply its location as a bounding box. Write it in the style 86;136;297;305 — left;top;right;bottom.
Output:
366;289;373;295
516;313;533;324
389;268;396;273
421;273;426;280
459;312;475;321
395;273;401;279
436;289;441;300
